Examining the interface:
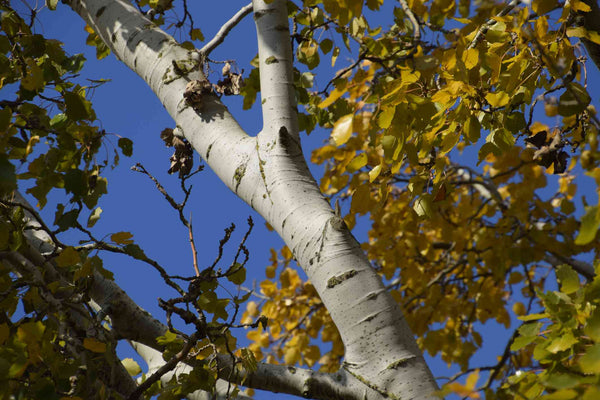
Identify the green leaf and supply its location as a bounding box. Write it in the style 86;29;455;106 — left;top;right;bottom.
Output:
64;90;91;121
118;137;133;157
21;58;44;91
545;332;577;353
123;243;146;259
156;331;183;347
505;112;526;133
575;205;600;245
584;309;600;341
320;38;333;54
46;0;59;10
477;142;501;164
0;107;12;132
55;247;80;267
49;113;68;129
464;115;481;142
544;374;580;390
241;348;258;372
87;207;102;228
64;169;87;196
556;264;580;294
558;83;591;117
414;194;433;218
0;155;17;196
121;358;142;376
55;207;80;231
227;265;246;285
579;344;600;373
511;335;538;351
190;28;204;41
377;106;395;129
518;313;549;321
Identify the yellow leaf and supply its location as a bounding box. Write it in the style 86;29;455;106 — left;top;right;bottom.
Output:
486;91;510;108
566;27;587;38
111;231;133;244
331;46;340;67
281;246;293;260
346;153;367;172
462;48;479;70
284;346;301;365
265;265;276;278
369;164;382;182
572;0;591;12
532;0;558;16
400;69;420;83
587;30;600;45
303;345;321;367
331;114;353;146
83;338;107;353
319;87;345;108
431;89;453;105
246;301;259;317
351;184;371;215
512;302;526;316
465;369;479;390
121;358;142;376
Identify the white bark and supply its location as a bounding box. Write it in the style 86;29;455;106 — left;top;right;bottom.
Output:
63;0;438;398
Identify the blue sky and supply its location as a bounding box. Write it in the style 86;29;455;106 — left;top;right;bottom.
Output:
14;1;600;398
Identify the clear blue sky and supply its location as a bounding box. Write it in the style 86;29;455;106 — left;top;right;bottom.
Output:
18;1;600;398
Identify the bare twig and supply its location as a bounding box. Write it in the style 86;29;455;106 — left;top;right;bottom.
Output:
131;163;189;226
200;3;253;57
188;214;200;277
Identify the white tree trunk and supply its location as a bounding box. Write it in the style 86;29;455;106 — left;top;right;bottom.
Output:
63;0;439;398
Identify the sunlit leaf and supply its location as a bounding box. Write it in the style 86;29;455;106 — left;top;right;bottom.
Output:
575;205;600;245
331;114;353;146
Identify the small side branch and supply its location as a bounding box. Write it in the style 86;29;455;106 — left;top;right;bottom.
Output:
200;3;254;57
469;0;521;49
127;331;202;400
397;0;421;47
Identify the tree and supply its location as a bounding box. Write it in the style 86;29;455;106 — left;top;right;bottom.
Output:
1;0;600;399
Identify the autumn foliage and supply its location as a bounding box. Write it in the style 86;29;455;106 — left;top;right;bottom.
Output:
1;0;600;399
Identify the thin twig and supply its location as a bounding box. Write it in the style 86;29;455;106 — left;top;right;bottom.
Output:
131;163;189;226
200;3;253;57
188;213;200;277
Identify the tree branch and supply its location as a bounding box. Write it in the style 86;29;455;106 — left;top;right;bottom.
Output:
253;0;299;142
200;3;253;57
580;0;600;72
468;0;520;49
